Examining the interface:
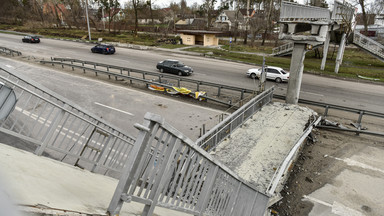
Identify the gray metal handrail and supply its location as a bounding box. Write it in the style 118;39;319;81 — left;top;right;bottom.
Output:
108;112;269;216
0;64;136;178
196;87;274;152
272;42;294;56
280;1;330;21
353;31;384;59
0;46;22;56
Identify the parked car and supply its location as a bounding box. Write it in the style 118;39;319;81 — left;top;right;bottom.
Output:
22;35;40;43
246;66;289;83
91;44;115;54
156;59;193;76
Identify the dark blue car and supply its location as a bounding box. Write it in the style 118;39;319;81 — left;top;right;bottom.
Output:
91;44;115;54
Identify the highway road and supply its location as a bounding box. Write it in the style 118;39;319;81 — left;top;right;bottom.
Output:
1;32;384;115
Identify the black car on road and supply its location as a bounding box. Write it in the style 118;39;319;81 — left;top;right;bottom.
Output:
156;60;193;76
22;35;40;43
91;44;116;54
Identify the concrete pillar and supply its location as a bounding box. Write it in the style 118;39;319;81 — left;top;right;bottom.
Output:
320;31;331;70
335;33;346;74
286;43;307;104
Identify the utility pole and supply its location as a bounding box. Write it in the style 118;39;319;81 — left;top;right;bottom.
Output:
85;0;92;41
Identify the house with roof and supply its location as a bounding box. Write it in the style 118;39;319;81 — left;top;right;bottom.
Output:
101;8;124;22
214;9;260;30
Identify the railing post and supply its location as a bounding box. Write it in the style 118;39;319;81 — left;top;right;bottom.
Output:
141;138;180;216
107;120;154;216
35;107;67;156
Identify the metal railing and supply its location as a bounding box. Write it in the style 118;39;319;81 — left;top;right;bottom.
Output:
272;42;294;56
108;112;269;216
0;64;136;178
274;95;384;137
42;58;256;102
0;46;22;56
353;31;384;60
196;87;274;152
279;1;330;21
331;0;355;23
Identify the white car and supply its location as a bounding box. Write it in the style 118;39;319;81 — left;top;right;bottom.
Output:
246;66;290;83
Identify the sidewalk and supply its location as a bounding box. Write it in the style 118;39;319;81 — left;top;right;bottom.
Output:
0;144;190;216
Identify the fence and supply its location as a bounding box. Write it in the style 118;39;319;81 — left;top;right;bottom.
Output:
0;46;22;56
107;112;269;216
0;64;136;178
196;87;274;152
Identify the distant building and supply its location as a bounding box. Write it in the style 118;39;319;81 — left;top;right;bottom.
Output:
177;30;223;46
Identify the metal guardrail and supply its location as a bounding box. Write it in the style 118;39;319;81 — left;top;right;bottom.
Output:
196;87;274;152
274;94;384;137
0;46;22;56
108;112;269;216
46;57;257;101
279;1;330;21
0;64;136;178
40;60;242;107
272;42;294;56
353;31;384;60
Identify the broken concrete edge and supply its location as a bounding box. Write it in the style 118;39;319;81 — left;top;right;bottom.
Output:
20;205;104;216
266;115;322;207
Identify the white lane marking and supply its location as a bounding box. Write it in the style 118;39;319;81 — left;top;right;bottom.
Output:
5;64;13;68
326;155;384;175
303;196;364;216
94;102;134;116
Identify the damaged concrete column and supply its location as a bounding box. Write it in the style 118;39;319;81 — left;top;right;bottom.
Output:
320;31;331;70
335;33;346;74
286;43;307;104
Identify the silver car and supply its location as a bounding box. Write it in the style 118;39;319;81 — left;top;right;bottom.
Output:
246;66;290;83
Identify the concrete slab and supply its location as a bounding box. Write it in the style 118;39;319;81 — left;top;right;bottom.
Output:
304;146;384;216
211;102;316;193
0;144;190;216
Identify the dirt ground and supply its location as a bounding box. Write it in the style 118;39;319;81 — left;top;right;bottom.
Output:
270;109;384;216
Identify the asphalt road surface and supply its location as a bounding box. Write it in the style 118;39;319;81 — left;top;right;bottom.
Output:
1;32;384;114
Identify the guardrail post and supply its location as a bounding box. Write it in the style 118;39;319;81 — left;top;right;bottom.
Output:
217;86;221;97
324;105;329;117
107;66;110;72
177;79;180;87
120;69;122;74
195;165;219;216
94;64;96;69
197;82;200;91
142;73;145;80
355;110;364;135
240;90;244;100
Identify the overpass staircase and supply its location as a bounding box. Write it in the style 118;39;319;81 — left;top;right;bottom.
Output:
272;32;384;62
352;31;384;61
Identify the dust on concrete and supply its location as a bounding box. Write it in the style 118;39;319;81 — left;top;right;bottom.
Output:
210;102;317;192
